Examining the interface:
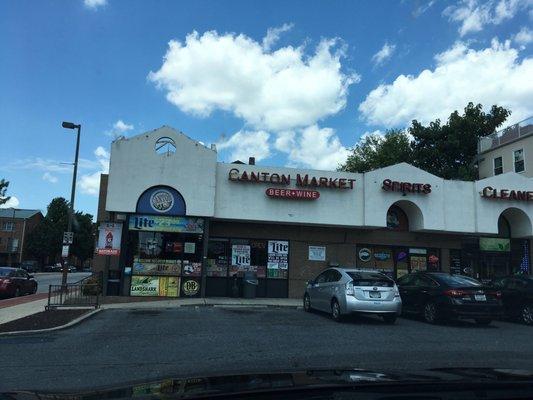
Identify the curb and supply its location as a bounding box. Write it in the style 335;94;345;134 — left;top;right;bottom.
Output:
0;308;103;336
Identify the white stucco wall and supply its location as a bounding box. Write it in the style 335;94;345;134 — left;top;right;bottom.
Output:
106;127;217;217
104;127;533;238
475;173;533;237
214;163;363;226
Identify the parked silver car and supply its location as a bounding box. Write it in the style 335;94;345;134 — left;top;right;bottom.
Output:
303;268;402;323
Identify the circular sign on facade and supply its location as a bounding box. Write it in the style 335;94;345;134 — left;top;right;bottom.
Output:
358;248;371;262
182;279;200;296
150;189;174;213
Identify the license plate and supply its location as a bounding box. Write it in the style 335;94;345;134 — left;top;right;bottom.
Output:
474;294;486;301
369;291;381;299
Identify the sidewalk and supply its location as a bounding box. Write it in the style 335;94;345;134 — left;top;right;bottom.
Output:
102;297;301;310
0;298;49;325
0;296;301;325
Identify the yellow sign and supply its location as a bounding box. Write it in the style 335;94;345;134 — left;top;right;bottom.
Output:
159;276;180;297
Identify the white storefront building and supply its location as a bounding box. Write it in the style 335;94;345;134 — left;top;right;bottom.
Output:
95;127;533;298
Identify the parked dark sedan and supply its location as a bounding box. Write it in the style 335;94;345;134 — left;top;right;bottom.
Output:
490;275;533;325
0;267;38;298
397;272;502;325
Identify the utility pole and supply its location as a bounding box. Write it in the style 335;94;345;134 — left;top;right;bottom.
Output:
61;122;81;287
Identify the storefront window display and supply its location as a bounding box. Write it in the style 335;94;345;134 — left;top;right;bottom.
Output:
206;237;289;297
128;215;204;297
357;245;440;279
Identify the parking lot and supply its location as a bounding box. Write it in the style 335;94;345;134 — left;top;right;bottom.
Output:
1;306;532;392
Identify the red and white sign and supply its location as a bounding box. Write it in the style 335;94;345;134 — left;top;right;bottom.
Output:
265;188;320;200
96;222;122;256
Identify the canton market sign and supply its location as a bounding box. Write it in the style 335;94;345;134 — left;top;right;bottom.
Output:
481;186;533;201
228;169;356;190
382;179;432;194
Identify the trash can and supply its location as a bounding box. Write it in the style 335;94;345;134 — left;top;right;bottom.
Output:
243;271;258;299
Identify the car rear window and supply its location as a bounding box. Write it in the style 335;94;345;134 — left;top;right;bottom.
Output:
435;274;482;287
347;272;394;287
0;268;12;277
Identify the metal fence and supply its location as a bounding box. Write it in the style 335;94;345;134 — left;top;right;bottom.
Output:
46;284;100;310
479;116;533;153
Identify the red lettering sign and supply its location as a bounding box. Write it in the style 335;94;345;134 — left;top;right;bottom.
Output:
382;179;432;194
265;188;320;200
481;186;533;201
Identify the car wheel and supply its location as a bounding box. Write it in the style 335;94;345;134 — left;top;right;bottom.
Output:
331;299;343;322
303;294;311;312
475;318;492;326
32;285;38;294
521;304;533;325
423;302;439;324
382;314;397;324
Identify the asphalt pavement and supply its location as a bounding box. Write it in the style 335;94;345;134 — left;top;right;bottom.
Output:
1;306;533;392
33;272;91;293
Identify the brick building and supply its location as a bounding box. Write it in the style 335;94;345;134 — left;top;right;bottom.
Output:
0;208;43;266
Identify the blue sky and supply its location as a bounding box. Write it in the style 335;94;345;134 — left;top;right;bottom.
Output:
1;0;532;217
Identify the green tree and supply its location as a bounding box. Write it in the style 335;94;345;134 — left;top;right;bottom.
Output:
410;103;511;180
71;212;95;264
339;129;413;173
0;179;10;206
26;197;94;265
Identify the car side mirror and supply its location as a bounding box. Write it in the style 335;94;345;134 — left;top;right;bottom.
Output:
28;275;34;279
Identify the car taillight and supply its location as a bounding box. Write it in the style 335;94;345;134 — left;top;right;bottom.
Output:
443;289;470;297
346;281;354;295
394;286;400;297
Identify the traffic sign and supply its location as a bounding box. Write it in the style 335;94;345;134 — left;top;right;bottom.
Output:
63;231;74;245
61;245;70;258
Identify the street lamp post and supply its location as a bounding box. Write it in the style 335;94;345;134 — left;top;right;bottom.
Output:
61;121;81;287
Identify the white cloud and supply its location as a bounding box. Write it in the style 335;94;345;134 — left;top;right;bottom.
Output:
106;119;134;137
217;130;271;162
78;146;110;196
262;23;294;51
359;39;533;127
1;157;104;173
0;196;20;209
148;30;359;132
444;0;532;36
372;42;396;66
274;131;296;152
84;0;107;10
287;125;350;170
412;0;436;17
514;27;533;45
42;172;58;183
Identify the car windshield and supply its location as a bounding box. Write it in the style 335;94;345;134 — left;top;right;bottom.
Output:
347;272;394;287
3;0;533;396
434;274;482;287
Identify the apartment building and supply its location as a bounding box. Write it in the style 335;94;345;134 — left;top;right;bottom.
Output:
478;117;533;179
0;209;43;266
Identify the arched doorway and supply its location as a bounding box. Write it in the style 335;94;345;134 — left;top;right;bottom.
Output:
476;208;532;279
357;201;437;279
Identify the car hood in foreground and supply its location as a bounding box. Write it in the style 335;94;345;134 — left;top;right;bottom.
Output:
4;368;533;399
